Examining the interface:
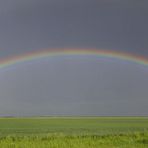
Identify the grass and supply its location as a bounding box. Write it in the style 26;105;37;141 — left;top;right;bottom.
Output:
0;117;147;147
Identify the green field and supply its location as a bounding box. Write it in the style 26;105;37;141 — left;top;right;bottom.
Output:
0;117;148;147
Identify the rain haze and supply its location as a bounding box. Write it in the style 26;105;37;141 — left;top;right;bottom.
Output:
0;0;148;116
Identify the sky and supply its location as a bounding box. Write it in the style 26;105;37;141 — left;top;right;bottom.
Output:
0;0;148;116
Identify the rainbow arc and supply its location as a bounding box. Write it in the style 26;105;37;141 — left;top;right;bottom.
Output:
0;49;148;69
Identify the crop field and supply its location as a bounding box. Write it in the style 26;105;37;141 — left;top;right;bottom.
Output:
0;117;147;147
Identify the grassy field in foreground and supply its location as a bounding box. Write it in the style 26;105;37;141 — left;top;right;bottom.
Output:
0;117;147;147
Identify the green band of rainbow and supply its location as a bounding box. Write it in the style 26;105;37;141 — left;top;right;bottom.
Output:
0;49;148;69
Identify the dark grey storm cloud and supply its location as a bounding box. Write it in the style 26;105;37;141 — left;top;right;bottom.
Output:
0;0;148;56
0;0;148;116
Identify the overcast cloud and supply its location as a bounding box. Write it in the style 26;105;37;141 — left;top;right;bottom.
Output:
0;0;148;116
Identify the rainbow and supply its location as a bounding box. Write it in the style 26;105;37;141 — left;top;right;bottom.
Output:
0;48;148;69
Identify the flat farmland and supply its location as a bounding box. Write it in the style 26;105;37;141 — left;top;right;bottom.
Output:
0;117;147;147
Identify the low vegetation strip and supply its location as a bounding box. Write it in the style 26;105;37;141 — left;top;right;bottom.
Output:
0;132;147;148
